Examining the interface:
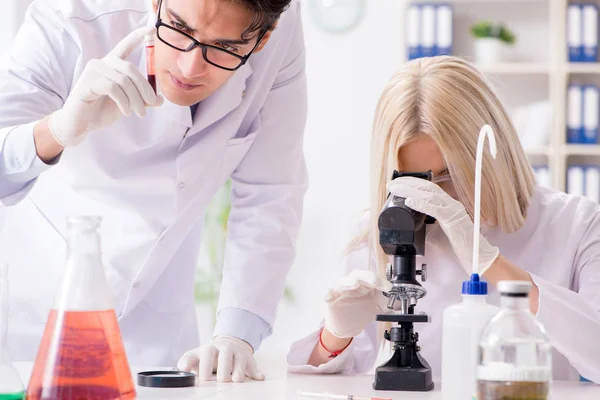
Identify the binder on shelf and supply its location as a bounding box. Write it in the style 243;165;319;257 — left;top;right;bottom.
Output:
582;4;599;63
436;4;453;56
420;4;437;58
406;3;454;60
585;166;600;203
533;165;551;188
583;85;599;144
567;85;584;144
407;4;421;60
568;4;583;62
567;165;585;196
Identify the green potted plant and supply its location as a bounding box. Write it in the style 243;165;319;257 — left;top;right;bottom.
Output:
471;21;516;63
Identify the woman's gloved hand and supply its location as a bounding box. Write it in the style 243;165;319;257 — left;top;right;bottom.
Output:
387;176;500;276
324;270;392;339
49;26;163;147
177;335;265;383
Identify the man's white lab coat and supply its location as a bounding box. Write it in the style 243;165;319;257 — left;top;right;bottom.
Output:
288;187;600;384
0;0;307;367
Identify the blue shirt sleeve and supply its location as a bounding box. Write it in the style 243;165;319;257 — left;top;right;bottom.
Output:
0;122;56;204
212;307;272;351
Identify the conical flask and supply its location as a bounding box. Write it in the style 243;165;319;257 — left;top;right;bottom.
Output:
0;264;26;400
27;217;136;400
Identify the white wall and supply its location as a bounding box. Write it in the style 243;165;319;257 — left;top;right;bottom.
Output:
0;3;16;57
258;0;405;357
0;1;31;57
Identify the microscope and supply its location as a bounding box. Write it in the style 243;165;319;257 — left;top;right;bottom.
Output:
373;170;435;392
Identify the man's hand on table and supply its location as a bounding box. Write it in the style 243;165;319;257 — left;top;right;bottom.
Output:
177;335;265;383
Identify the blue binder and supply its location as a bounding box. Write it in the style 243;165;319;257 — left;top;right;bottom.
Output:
407;4;421;60
568;4;583;62
567;165;586;196
436;4;453;56
420;4;437;57
583;85;600;144
583;4;599;63
567;85;584;144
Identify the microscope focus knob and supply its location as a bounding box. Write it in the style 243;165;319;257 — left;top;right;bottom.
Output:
386;263;393;281
417;264;427;282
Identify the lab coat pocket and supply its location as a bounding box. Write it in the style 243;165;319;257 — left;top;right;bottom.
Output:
221;122;260;176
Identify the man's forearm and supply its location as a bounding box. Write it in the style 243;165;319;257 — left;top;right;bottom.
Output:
33;116;64;163
212;308;272;351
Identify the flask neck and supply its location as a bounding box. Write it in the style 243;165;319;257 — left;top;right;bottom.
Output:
500;294;529;311
67;222;101;261
56;217;113;311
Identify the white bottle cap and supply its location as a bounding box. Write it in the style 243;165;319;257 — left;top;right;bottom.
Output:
497;280;531;295
478;362;552;382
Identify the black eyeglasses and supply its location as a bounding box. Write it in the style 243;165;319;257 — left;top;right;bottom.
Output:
155;0;269;71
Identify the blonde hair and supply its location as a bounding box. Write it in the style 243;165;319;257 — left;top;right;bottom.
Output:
348;56;535;336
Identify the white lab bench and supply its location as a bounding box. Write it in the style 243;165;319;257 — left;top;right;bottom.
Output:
15;361;600;399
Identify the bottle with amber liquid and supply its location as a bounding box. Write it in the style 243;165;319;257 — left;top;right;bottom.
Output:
477;281;552;400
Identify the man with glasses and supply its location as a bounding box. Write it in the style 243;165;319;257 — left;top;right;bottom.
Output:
0;0;307;383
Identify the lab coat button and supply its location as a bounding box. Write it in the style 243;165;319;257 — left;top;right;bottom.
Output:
132;282;140;288
178;182;185;189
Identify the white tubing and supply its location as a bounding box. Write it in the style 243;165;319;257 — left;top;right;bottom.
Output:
472;125;497;275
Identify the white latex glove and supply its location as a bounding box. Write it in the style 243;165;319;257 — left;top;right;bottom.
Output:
324;270;393;338
49;26;163;147
177;335;265;383
387;176;500;276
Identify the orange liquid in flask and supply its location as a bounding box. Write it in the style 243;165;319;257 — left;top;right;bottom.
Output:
27;309;135;400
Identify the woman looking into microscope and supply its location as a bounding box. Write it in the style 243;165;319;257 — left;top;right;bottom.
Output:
286;56;600;383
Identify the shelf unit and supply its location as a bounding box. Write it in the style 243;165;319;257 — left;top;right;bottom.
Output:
568;63;600;74
564;144;600;156
475;63;549;74
400;0;600;193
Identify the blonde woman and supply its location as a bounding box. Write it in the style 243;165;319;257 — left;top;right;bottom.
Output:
286;56;600;383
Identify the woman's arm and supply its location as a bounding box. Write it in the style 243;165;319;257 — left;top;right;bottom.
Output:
483;256;540;313
287;230;385;375
485;226;600;383
287;320;381;374
307;328;353;367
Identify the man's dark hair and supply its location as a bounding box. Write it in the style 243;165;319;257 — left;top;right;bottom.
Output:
235;0;292;40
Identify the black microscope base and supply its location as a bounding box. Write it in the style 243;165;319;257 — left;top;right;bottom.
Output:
373;366;434;392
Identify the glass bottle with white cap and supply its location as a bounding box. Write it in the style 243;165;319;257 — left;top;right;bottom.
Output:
477;280;552;400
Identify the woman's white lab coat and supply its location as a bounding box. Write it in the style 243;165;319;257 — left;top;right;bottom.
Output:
0;0;307;366
287;186;600;383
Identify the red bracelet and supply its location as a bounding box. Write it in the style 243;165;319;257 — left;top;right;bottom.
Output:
319;329;353;358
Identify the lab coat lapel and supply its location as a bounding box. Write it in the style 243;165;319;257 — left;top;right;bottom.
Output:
159;98;193;128
192;62;253;133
